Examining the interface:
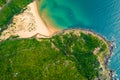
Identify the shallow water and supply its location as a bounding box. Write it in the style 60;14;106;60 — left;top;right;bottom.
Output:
37;0;120;79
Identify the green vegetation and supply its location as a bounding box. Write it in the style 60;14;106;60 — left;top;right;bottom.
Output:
0;0;33;32
0;31;108;80
0;0;6;7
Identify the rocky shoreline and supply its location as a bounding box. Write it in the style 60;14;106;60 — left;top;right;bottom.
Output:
108;41;116;80
102;41;114;80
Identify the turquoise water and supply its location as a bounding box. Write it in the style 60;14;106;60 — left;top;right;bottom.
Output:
38;0;120;79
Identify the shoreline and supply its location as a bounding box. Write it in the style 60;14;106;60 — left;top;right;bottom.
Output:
35;0;62;36
34;3;115;79
34;0;61;36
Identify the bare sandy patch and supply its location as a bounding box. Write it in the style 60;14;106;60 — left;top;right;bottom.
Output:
0;1;61;41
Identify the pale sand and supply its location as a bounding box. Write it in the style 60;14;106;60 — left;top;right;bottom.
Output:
17;1;50;38
0;1;61;41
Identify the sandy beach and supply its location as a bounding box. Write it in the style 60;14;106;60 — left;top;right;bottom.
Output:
0;0;61;41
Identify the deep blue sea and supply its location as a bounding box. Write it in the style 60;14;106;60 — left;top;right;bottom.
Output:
38;0;120;79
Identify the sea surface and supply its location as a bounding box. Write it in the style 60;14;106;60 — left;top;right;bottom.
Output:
37;0;120;79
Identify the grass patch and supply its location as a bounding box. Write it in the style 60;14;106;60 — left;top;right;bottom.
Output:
0;0;6;7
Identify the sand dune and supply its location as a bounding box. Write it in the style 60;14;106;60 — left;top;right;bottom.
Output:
0;1;60;41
